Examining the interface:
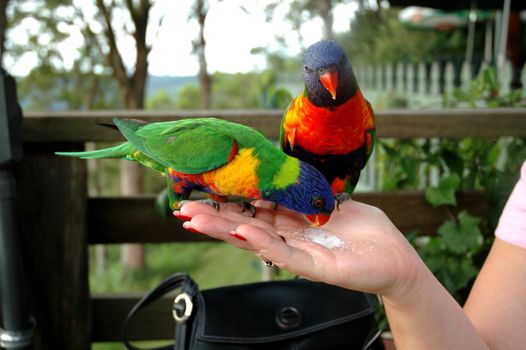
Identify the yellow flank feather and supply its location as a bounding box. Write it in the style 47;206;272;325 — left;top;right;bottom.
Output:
203;148;261;198
272;156;300;189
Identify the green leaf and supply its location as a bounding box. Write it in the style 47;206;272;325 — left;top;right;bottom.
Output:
400;157;417;184
487;143;501;167
381;143;398;158
482;66;499;92
425;174;461;207
452;88;471;101
437;211;482;254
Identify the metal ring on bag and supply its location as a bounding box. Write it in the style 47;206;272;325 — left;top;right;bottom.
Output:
172;293;193;323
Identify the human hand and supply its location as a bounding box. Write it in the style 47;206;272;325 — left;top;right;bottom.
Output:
177;200;424;299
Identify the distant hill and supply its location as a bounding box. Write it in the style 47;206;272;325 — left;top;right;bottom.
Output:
146;75;198;100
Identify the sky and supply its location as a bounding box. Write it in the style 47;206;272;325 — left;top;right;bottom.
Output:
5;0;360;77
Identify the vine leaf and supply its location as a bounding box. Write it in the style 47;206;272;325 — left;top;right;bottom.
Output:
425;174;461;207
438;211;482;255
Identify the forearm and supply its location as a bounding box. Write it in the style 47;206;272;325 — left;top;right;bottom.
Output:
464;238;526;349
383;260;489;350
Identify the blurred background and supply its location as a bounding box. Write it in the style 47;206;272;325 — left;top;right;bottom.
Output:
2;1;526;348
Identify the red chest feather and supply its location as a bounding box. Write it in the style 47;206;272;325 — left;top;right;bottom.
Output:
283;90;374;155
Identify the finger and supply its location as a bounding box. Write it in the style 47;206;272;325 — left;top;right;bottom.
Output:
183;214;260;251
179;201;280;230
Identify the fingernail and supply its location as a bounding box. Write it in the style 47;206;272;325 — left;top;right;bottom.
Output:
174;212;192;221
183;223;201;234
230;231;247;241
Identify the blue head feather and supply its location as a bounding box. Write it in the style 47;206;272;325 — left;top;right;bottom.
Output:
302;40;357;107
266;161;335;215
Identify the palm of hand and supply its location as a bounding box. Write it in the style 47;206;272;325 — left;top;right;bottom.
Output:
179;200;418;296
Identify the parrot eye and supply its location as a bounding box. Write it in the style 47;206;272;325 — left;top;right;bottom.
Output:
312;198;325;208
304;65;313;73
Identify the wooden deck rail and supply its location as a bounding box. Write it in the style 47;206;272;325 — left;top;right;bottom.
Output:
16;109;526;348
23;108;526;142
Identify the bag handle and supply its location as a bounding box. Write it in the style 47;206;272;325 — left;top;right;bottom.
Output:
122;273;199;350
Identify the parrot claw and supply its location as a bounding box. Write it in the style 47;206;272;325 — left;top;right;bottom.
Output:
199;199;221;211
335;192;352;211
235;200;257;217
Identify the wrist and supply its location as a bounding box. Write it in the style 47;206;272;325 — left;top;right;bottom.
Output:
381;247;433;308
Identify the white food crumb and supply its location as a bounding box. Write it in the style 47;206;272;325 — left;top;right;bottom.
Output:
300;227;345;249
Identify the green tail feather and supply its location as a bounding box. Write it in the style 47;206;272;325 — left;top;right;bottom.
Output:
55;142;135;159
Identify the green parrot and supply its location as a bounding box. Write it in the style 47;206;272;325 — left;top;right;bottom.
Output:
56;118;335;225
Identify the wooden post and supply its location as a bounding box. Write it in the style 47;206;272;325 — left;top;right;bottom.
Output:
16;143;90;350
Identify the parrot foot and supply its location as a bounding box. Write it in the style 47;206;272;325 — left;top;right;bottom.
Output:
335;192;352;211
198;199;221;211
233;200;256;217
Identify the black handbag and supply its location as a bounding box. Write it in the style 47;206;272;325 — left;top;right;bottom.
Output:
123;273;384;350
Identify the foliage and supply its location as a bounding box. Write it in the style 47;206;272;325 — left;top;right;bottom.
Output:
172;70;292;110
90;243;264;293
146;89;179;110
4;0;75;70
18;63;121;110
174;84;202;109
377;76;526;306
444;66;526;108
417;211;483;301
425;174;461;207
260;85;293;109
339;8;443;65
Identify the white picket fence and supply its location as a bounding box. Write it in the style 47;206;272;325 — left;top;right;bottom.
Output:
278;60;525;110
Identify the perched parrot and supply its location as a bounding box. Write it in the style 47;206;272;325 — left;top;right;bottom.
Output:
280;40;375;203
56;117;335;226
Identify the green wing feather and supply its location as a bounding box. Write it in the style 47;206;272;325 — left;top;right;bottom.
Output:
113;118;238;174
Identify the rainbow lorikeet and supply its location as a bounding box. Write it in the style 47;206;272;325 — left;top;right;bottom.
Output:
56;118;335;225
281;40;375;202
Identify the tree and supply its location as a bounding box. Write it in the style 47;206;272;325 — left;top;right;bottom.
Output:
92;0;159;270
94;0;152;109
339;7;442;64
267;0;354;43
8;0;159;269
190;0;212;109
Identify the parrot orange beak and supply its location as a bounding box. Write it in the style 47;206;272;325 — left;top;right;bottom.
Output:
319;70;338;100
306;213;331;226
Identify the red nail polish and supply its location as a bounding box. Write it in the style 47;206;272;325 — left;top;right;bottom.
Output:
174;213;192;221
184;226;201;234
230;231;247;241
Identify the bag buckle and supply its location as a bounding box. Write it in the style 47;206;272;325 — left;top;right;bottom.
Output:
172;292;193;323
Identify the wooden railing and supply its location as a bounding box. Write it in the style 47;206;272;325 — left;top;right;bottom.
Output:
17;108;526;348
